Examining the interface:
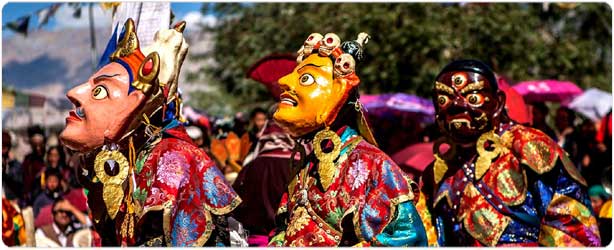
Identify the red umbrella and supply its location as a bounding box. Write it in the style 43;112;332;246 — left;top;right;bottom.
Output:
392;142;435;172
498;76;531;125
246;54;297;101
392;142;452;173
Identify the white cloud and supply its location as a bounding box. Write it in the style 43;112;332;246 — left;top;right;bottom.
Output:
54;4;112;29
181;11;217;30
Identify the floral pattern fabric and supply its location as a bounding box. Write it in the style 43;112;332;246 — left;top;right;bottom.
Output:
132;126;241;246
270;127;426;246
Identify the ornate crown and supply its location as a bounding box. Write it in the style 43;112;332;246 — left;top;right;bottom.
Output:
99;19;159;96
97;19;190;140
296;32;370;79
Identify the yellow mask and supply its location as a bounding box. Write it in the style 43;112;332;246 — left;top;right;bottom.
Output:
273;54;349;137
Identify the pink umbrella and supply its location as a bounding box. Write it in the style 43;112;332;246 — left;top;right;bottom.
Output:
512;80;583;105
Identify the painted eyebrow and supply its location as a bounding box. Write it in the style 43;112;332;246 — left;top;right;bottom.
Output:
93;73;121;82
460;81;485;94
297;63;325;72
435;81;455;95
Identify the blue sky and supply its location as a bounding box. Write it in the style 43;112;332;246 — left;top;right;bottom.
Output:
2;2;206;37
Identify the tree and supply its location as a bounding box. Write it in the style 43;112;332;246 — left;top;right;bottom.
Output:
189;3;611;115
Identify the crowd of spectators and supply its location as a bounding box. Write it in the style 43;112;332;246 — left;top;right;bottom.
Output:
3;125;91;246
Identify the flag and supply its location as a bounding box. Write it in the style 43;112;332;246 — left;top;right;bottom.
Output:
67;3;82;18
5;16;30;36
100;2;121;11
36;3;61;28
28;94;46;107
112;2;170;47
14;92;29;107
69;3;82;18
73;7;82;18
2;89;15;109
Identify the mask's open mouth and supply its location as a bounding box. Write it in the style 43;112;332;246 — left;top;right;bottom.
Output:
447;113;475;130
280;93;298;107
449;118;474;130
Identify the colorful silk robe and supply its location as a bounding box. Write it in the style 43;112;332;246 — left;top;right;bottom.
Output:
421;124;601;246
2;198;26;246
269;127;427;247
82;125;241;246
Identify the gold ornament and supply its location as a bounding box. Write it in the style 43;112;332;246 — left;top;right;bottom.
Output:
94;146;129;219
475;130;506;180
131;52;160;96
110;19;139;60
432;138;455;184
433;154;448;184
313;128;341;190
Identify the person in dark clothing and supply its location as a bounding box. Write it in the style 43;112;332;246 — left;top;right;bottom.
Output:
33;168;64;218
33;146;75;197
588;185;612;246
2;131;23;203
531;102;557;141
22;125;47;205
232;117;298;246
555;107;577;153
248;107;267;138
576;120;610;186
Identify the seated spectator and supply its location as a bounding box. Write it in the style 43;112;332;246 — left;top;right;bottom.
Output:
589;184;612;246
34;198;92;247
2;131;23;203
23;125;47;205
33;168;64;222
33;146;74;197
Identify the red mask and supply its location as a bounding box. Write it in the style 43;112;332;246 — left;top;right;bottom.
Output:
433;70;505;145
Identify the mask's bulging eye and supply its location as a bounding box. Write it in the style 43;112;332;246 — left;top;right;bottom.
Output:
451;73;468;88
299;73;315;86
466;93;485;106
437;95;451;108
92;85;108;100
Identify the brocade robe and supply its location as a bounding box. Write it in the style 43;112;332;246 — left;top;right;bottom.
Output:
421;124;601;246
81;125;241;246
269;126;427;247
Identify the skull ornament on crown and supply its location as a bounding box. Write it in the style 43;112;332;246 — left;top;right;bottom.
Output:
276;32;375;140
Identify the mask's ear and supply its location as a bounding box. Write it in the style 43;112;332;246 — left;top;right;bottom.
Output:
319;78;349;127
493;89;507;119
